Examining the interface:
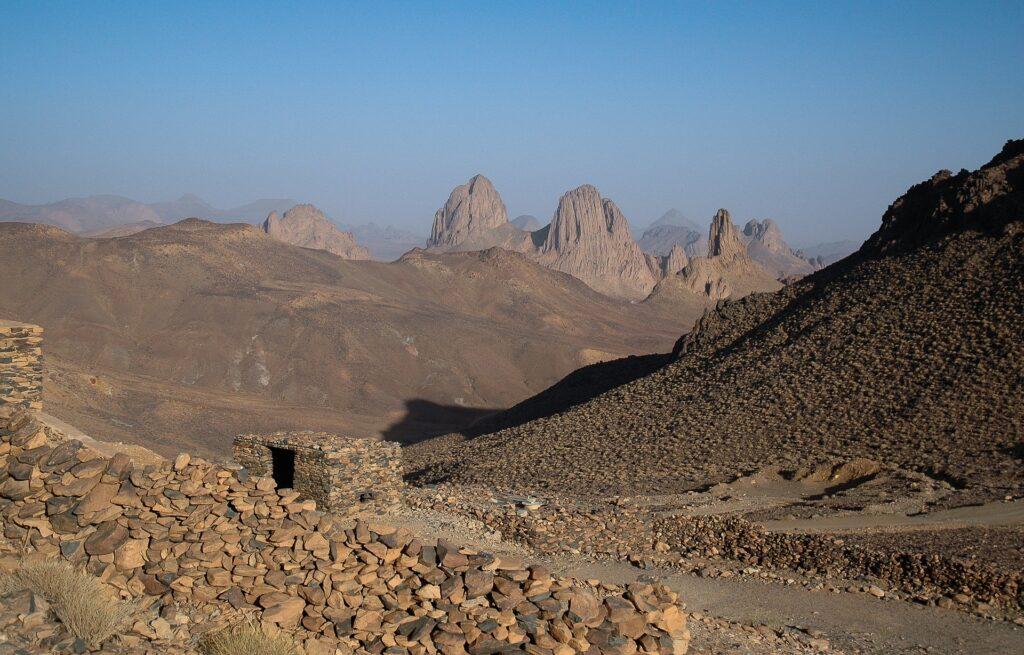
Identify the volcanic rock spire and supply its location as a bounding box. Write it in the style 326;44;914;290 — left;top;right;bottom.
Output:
539;185;659;300
428;175;509;249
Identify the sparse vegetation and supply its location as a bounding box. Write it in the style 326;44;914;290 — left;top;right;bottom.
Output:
199;621;297;655
0;558;135;648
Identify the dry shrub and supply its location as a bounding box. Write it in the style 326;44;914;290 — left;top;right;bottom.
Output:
200;621;297;655
0;558;135;648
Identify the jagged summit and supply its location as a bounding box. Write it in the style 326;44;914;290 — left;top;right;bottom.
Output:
538;185;659;300
428;174;510;249
864;138;1024;255
741;217;819;277
407;140;1024;498
426;179;781;303
261;204;370;260
665;209;781;301
706;209;746;261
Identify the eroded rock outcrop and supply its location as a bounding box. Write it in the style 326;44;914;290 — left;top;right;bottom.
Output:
537;185;660;300
428;175;513;250
427;180;781;302
675;210;781;300
261;204;370;260
741;218;819;277
661;244;689;277
706;209;746;262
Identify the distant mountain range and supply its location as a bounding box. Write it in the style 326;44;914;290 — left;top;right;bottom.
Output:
149;194;300;224
0;195;162;233
0;193;425;261
1;190;856;279
426;176;782;301
0;218;690;455
338;222;426;261
795;239;861;266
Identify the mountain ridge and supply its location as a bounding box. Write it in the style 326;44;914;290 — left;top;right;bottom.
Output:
428;177;781;301
406;140;1024;500
0;217;696;457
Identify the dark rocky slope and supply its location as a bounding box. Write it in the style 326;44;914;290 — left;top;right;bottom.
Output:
406;140;1024;499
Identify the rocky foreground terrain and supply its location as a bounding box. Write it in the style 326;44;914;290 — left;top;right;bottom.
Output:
407;139;1024;503
0;407;695;655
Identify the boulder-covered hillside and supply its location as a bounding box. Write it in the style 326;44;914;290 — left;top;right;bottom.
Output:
407;140;1024;500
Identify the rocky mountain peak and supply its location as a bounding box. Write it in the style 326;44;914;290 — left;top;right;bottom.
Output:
428;174;509;249
537;185;658;299
651;208;700;232
511;214;541;231
707;209;746;261
261;204;370;260
865;138;1024;255
542;185;634;252
742;219;786;252
662;243;689;276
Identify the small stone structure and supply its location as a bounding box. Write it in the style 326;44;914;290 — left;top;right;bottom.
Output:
0;320;43;411
233;430;403;511
0;408;691;655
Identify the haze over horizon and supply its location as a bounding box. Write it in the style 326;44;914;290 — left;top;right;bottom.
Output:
2;1;1022;242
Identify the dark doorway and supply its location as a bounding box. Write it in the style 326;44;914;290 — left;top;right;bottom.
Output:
270;447;295;489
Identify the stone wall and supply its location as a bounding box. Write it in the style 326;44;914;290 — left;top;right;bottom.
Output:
234;431;404;512
0;320;43;411
0;408;690;655
409;487;1024;615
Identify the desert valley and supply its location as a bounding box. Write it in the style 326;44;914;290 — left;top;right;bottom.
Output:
1;4;1022;655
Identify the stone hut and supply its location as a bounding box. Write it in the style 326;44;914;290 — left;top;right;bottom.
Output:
233;431;403;511
0;320;43;411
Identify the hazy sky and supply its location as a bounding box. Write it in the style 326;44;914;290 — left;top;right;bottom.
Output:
2;1;1022;243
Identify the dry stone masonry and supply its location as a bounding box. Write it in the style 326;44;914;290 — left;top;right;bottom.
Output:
407;486;1024;617
0;408;690;654
0;320;43;411
234;431;404;513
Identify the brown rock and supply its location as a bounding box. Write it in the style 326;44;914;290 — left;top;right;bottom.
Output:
262;205;370;260
262;597;306;627
84;521;129;555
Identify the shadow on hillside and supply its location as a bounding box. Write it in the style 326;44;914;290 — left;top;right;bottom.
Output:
381;399;499;444
454;353;674;438
397;353;677;451
385;353;674;446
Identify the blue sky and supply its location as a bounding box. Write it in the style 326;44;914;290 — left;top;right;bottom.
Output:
1;1;1022;243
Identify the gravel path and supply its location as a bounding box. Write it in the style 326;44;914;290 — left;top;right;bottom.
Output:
557;560;1024;655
